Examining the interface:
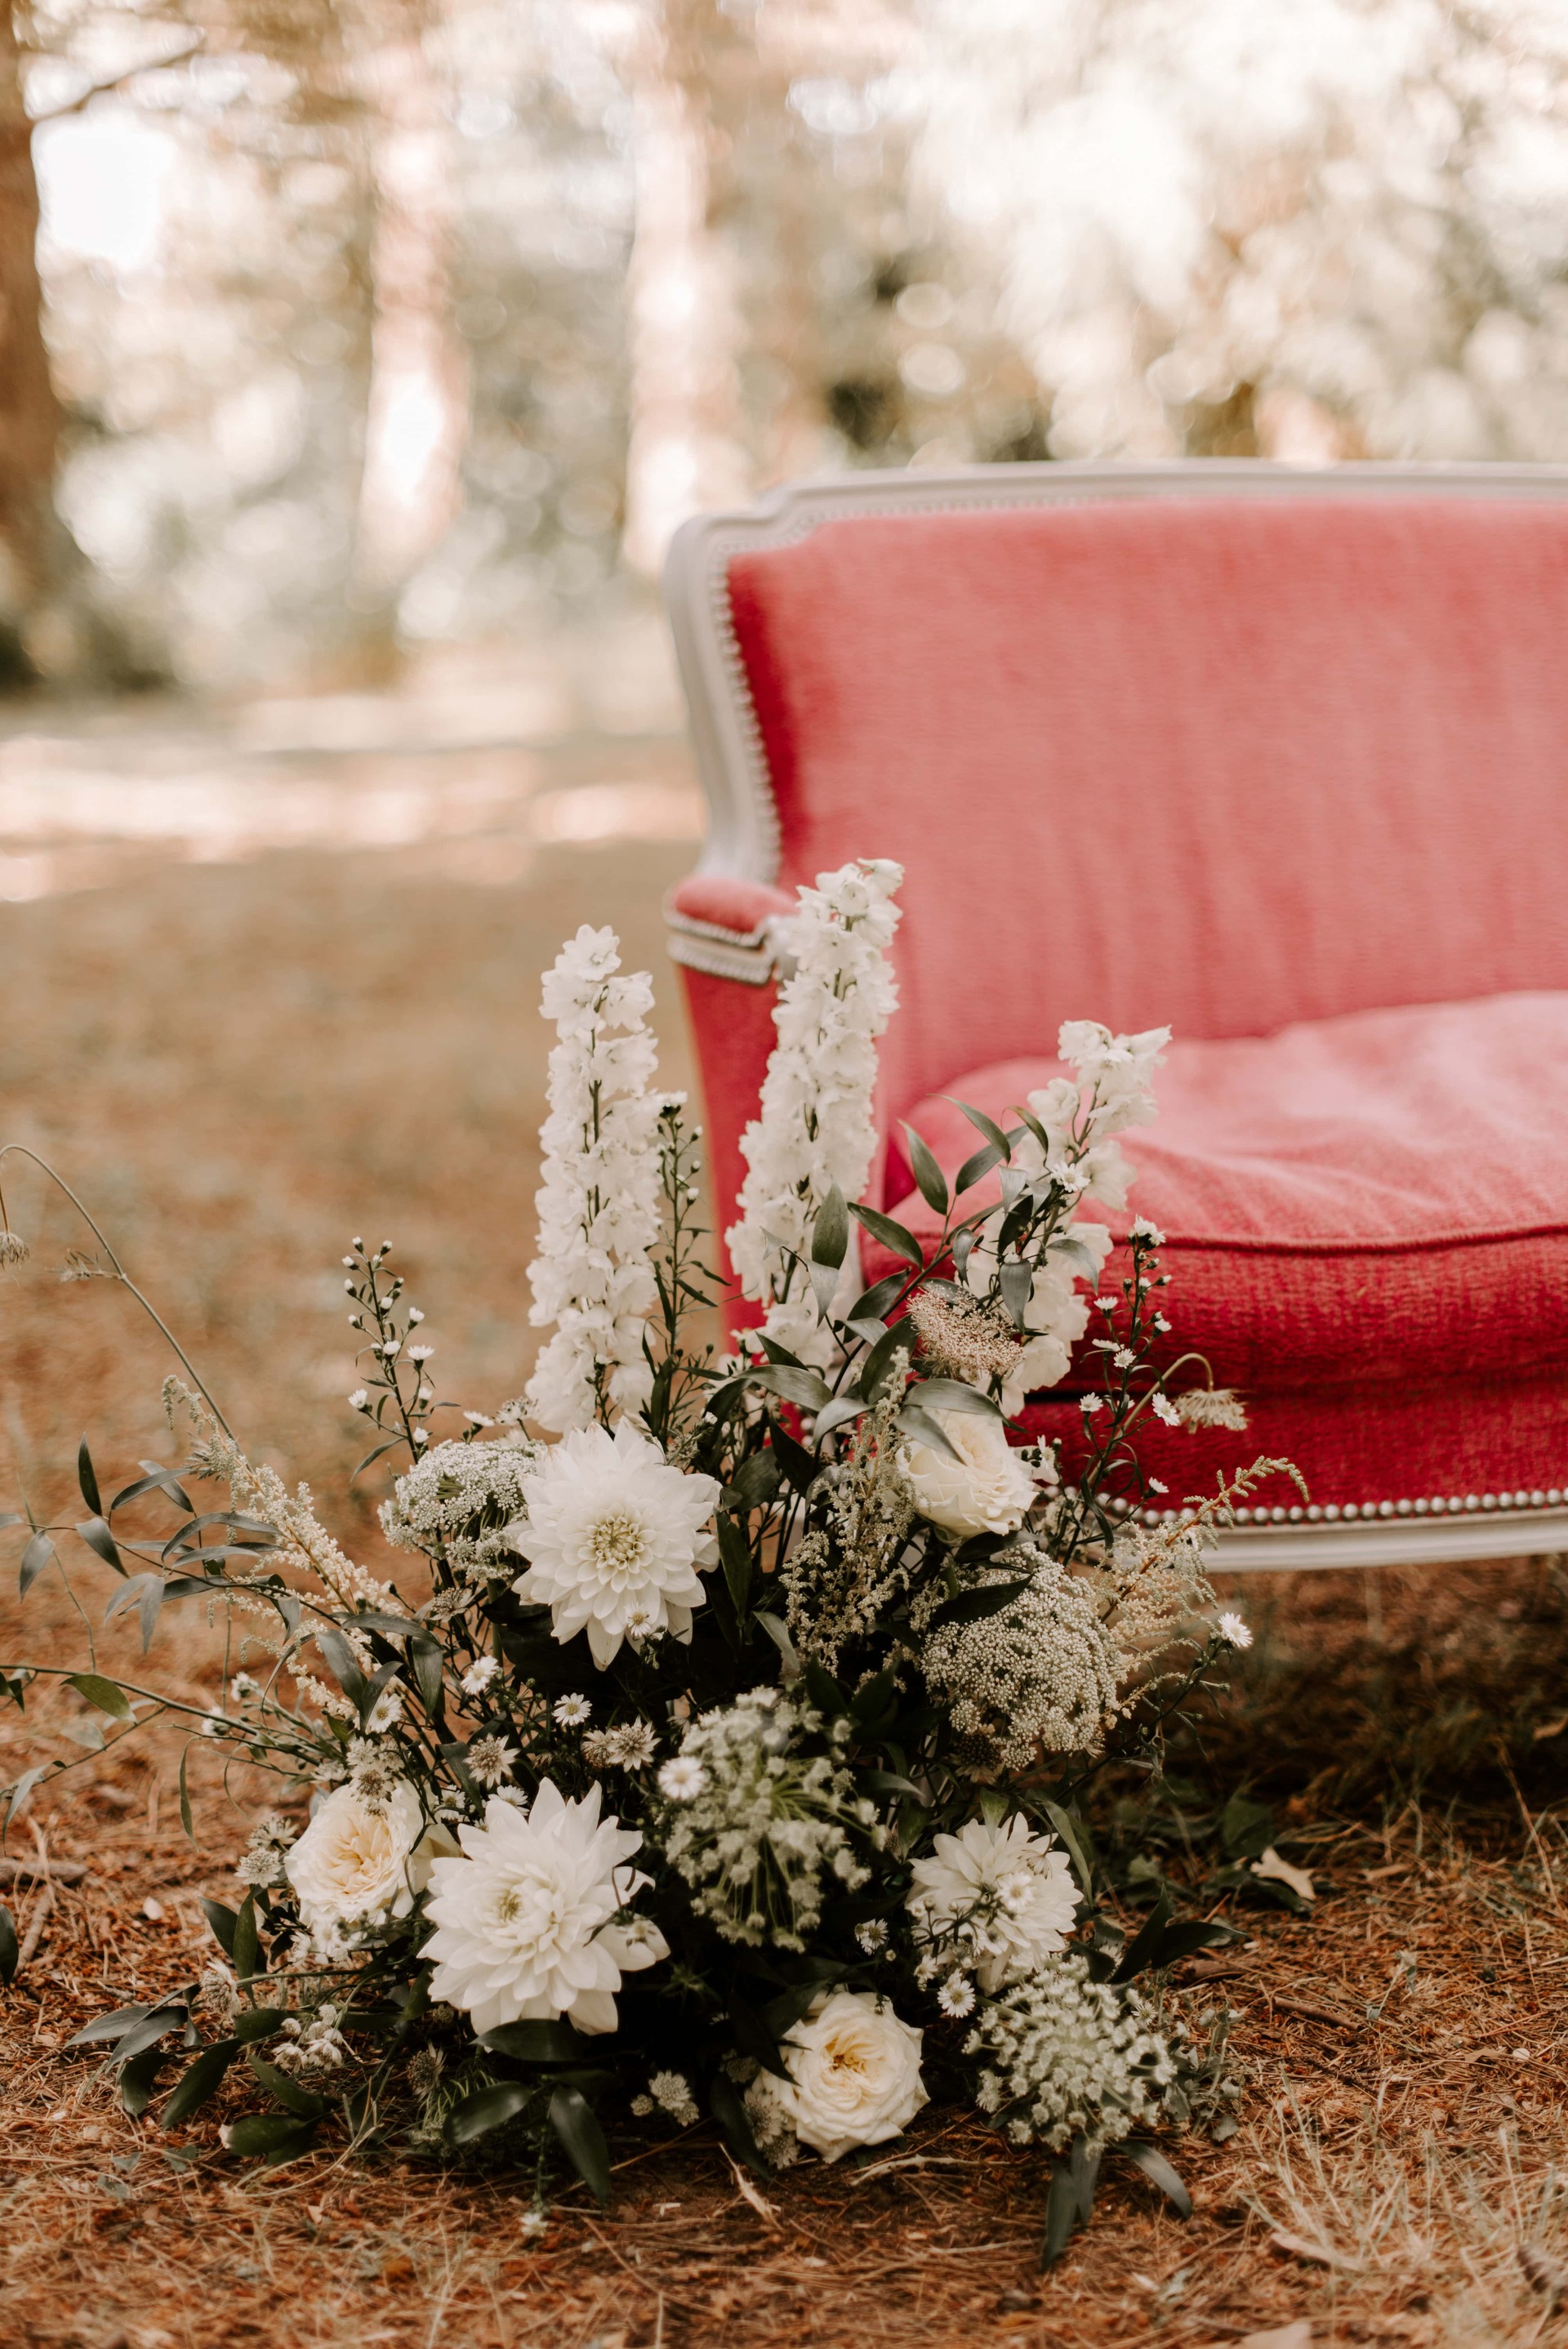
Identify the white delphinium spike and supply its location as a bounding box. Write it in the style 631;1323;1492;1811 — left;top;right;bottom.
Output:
727;859;903;1365
525;925;666;1433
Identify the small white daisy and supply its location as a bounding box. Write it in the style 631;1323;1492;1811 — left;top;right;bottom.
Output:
657;1756;707;1801
461;1656;501;1697
1219;1611;1254;1650
937;1975;977;2018
553;1694;592;1728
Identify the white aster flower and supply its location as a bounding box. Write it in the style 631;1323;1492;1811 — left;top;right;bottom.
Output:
461;1656;501;1697
524;926;667;1432
901;1409;1036;1540
727;860;902;1366
1151;1390;1182;1426
856;1918;890;1954
657;1755;707;1801
907;1815;1079;1993
507;1420;719;1669
1219;1611;1254;1650
554;1693;592;1728
466;1732;519;1789
748;1990;926;2164
938;1974;978;2018
421;1781;669;2035
284;1779;452;1941
347;1388;368;1410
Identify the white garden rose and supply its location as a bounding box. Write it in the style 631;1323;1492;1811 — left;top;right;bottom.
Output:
284;1779;451;1941
755;1990;927;2164
507;1419;720;1669
901;1408;1036;1539
907;1814;1080;1992
421;1780;669;2036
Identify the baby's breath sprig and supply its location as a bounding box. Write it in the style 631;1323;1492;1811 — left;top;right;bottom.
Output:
343;1237;438;1470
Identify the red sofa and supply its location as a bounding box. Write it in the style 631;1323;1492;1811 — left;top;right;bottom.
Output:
662;461;1568;1569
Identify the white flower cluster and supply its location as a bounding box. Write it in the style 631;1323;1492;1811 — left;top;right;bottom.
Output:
524;925;667;1433
235;1812;296;1889
273;2003;350;2076
966;1955;1178;2152
727;860;903;1365
906;1815;1079;1994
380;1437;538;1582
657;1689;878;1950
919;1549;1120;1776
962;1019;1168;1409
631;2068;701;2128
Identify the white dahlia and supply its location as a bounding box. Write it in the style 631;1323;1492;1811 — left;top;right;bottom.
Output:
506;1420;719;1669
906;1814;1079;1993
284;1779;451;1943
421;1780;669;2036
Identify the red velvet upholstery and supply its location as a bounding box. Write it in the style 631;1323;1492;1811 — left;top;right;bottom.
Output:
670;487;1568;1514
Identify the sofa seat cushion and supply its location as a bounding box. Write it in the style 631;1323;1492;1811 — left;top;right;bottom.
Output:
876;991;1568;1392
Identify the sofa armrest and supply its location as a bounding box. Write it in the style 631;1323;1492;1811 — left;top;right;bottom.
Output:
664;873;795;983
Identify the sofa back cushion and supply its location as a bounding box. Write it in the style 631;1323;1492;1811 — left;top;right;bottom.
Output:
726;494;1568;1130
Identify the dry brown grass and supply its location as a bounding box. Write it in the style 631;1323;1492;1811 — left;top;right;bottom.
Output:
2;748;1566;2346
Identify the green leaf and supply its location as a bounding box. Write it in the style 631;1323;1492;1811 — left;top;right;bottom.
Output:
232;1892;261;1982
954;1139;1005;1198
448;2080;537;2144
77;1513;127;1569
753;1611;800;1681
847;1274;903;1322
710;2072;770;2179
1041;2158;1083;2267
908;1377;1001;1419
107;2006;189;2066
350;1437;406;1483
162;2038;240;2126
810;1182;849;1270
548;2084;612;2204
67;2004;150;2048
848;1202;925;1272
1117;2140;1192;2221
1000;1258;1034;1330
896;1404;963;1462
1152;1920;1237;1968
767;1420;818;1496
722;1451;782;1512
478;2021;586;2066
20;1531;56;1597
1111;1891;1173;1983
849;1666;898;1727
763;1978;832;2039
716;1516;754;1616
77;1437;104;1519
751;1363;833;1414
5;1763;51;1822
862;1768;924;1803
221;2113;318;2160
120;2046;167;2118
901;1125;948;1219
0;1513;24;1531
178;1745;195;1844
945;1098;1013;1158
0;1901;16;1986
67;1673;132;1722
247;2052;326;2119
232;2006;283;2044
858;1321;911;1402
1220;1793;1276;1861
729;1989;792;2081
201;1897;239;1959
410;1634;444;1721
109;1465;194;1517
804;1660;848;1718
1040;1800;1094;1903
105;1572;164;1652
925;1579;1032;1634
811;1395;868;1446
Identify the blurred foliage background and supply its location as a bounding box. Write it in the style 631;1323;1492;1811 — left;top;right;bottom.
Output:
1;0;1565;702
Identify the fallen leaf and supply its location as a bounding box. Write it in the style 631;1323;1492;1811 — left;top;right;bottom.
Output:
1270;2226;1358;2272
1253;1847;1316;1902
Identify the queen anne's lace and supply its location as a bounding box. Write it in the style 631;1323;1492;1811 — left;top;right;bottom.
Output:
525;926;667;1433
727;861;902;1366
965;1954;1177;2151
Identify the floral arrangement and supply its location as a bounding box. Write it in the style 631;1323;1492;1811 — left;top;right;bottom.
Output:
0;858;1280;2261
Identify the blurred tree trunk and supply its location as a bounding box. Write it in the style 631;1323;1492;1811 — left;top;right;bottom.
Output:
348;0;466;646
0;0;62;678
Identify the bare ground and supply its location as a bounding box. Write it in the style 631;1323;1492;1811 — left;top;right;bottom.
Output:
1;711;1566;2348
